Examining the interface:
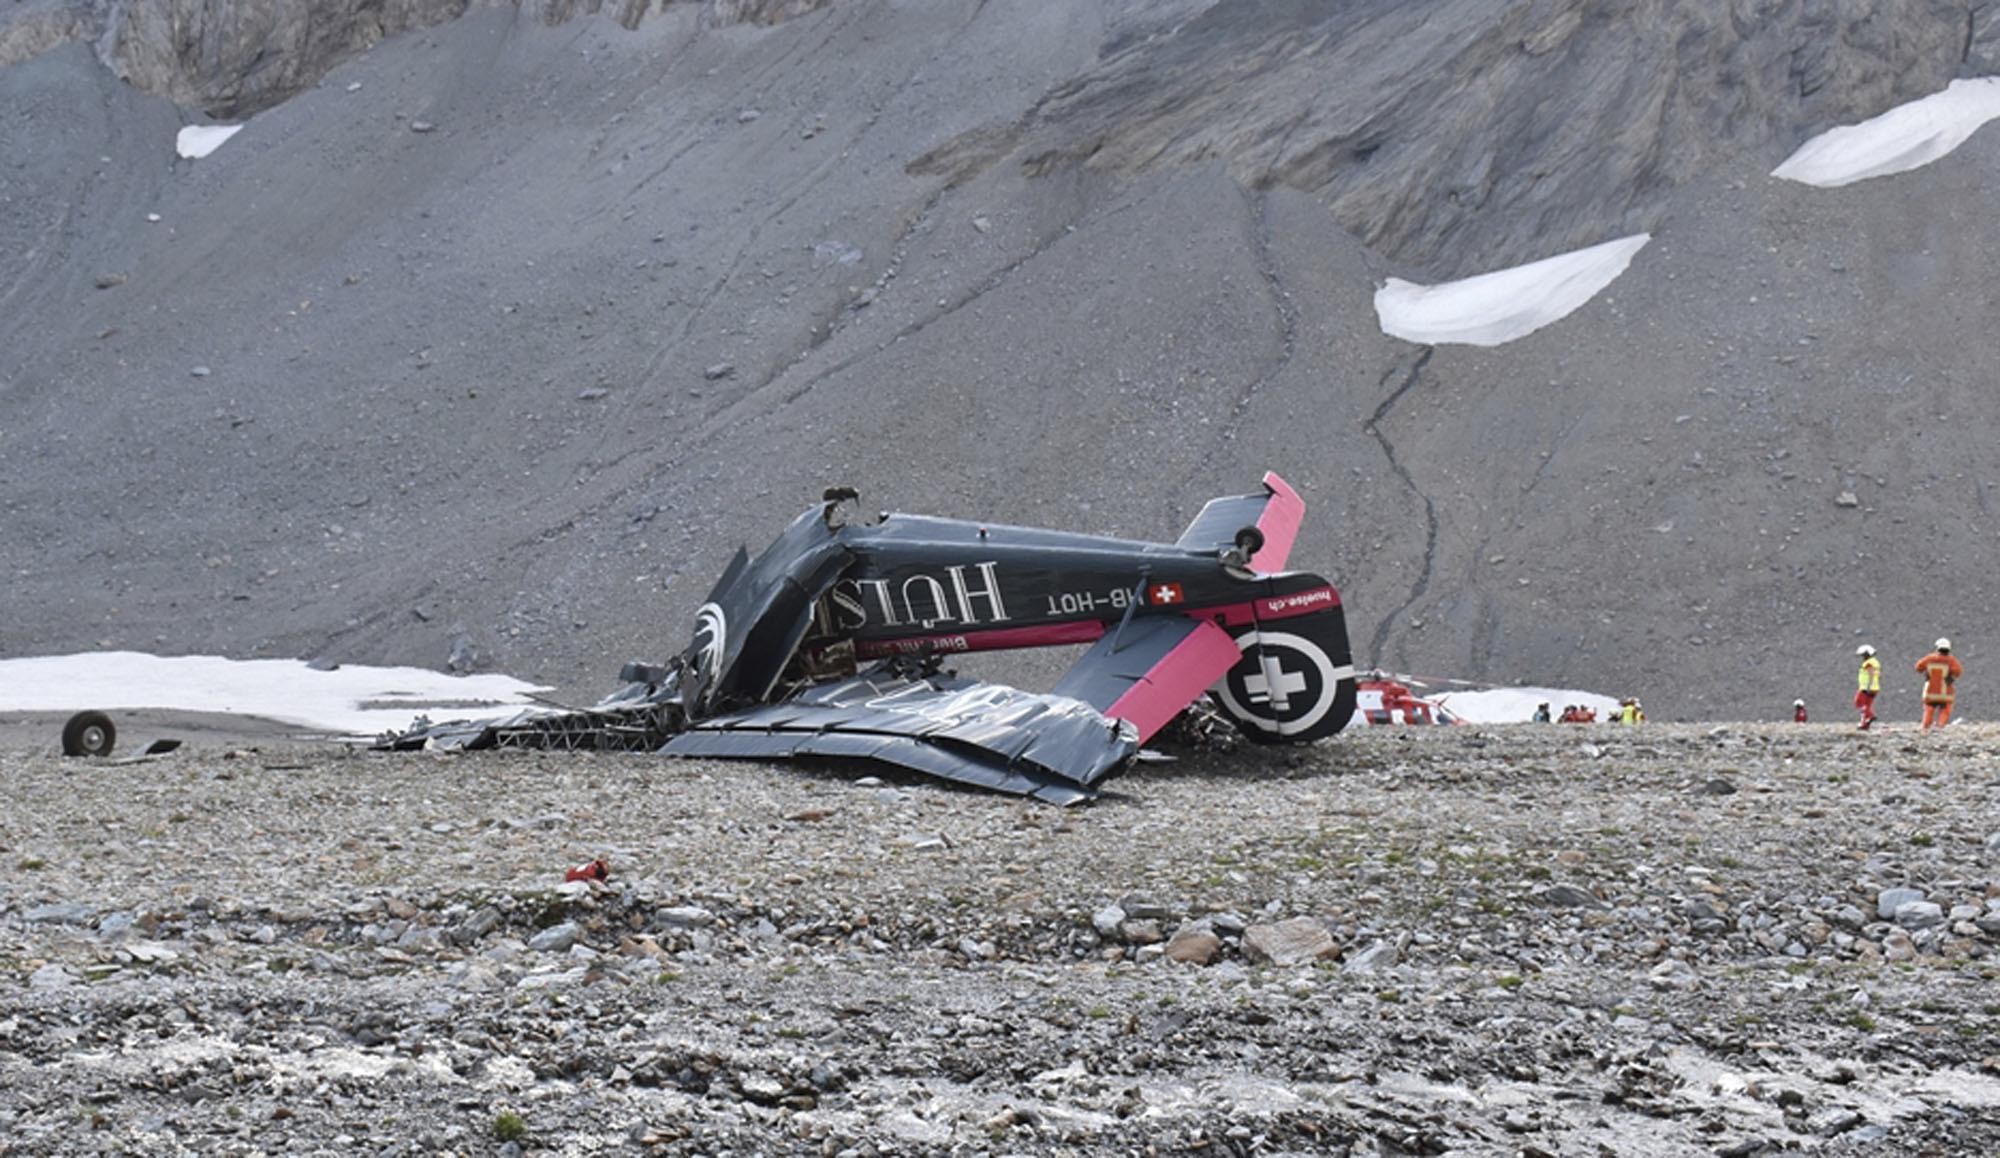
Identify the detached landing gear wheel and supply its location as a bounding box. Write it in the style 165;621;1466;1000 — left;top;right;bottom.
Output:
62;711;116;757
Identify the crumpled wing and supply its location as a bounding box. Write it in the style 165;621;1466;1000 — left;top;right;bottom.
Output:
1050;615;1243;743
662;666;1137;805
375;701;675;753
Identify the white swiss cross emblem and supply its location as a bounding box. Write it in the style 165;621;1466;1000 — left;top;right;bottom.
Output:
1212;629;1350;739
1150;582;1184;605
1244;654;1309;710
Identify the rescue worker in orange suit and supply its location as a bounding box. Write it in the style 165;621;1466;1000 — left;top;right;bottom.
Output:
1914;638;1963;731
1854;644;1881;730
1794;699;1808;723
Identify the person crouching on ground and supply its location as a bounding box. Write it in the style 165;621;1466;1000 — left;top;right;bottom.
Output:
1794;699;1808;723
1915;638;1963;731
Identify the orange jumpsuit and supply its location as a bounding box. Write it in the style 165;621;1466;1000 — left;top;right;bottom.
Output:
1915;650;1964;729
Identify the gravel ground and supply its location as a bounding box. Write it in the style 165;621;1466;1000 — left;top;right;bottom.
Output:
3;723;2000;1155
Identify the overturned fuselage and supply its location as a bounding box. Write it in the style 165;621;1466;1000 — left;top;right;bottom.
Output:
382;473;1357;803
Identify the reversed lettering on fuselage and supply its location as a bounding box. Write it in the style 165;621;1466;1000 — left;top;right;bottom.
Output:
1044;587;1135;617
882;634;969;654
819;561;1011;633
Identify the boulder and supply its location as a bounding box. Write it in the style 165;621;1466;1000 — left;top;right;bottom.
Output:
1241;917;1337;966
1877;887;1926;921
528;922;580;953
1164;927;1222;966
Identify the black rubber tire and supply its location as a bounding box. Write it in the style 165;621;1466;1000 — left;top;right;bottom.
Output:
1233;526;1266;556
62;711;116;757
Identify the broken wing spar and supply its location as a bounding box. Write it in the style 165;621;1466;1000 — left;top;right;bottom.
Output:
380;472;1358;800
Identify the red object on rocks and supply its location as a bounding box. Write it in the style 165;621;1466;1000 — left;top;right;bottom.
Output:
565;858;610;883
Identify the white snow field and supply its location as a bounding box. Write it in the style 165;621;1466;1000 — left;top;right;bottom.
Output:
1773;77;2000;187
1373;233;1651;347
174;123;243;159
1431;686;1624;724
0;652;548;736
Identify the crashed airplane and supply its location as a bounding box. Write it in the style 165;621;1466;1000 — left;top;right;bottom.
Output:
382;473;1357;803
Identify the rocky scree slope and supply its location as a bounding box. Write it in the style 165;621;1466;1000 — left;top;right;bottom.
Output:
2;0;1999;720
3;725;2000;1153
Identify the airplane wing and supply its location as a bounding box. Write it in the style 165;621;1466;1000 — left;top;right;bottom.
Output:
1174;471;1305;573
662;664;1138;805
374;700;677;753
1050;614;1244;743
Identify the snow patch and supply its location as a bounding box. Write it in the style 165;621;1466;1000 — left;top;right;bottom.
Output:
70;1035;238;1074
1773;78;2000;188
1374;234;1650;347
1906;1067;2000;1109
175;123;243;159
0;652;547;736
1431;687;1624;724
480;1055;538;1090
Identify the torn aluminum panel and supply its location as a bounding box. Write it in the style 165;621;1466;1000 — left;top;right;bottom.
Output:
665;663;1136;805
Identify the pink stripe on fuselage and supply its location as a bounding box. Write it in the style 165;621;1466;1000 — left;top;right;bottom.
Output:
850;584;1341;658
1169;584;1344;630
855;620;1107;658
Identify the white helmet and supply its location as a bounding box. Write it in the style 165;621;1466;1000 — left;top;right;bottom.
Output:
1857;644;1875;657
1937;637;1952;651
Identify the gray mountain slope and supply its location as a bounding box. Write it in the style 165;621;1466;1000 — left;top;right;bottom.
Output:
939;0;1983;276
3;0;1998;719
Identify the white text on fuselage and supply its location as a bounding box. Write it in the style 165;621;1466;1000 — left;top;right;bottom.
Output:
819;562;1011;632
1261;587;1336;614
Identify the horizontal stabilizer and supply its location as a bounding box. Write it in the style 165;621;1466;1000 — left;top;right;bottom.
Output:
1051;616;1243;742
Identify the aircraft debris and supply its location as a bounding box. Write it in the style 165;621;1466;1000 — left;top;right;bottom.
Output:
565;858;611;883
381;473;1358;802
61;711;116;757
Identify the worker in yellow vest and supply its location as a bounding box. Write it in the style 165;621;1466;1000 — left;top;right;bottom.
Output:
1854;645;1880;730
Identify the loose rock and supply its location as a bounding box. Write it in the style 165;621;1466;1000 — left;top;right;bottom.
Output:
1241;917;1338;966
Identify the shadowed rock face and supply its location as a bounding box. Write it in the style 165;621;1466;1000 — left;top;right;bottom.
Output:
0;4;90;70
4;0;2000;721
0;0;484;116
2;0;836;117
8;1;1992;246
952;0;1990;276
109;1;479;117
